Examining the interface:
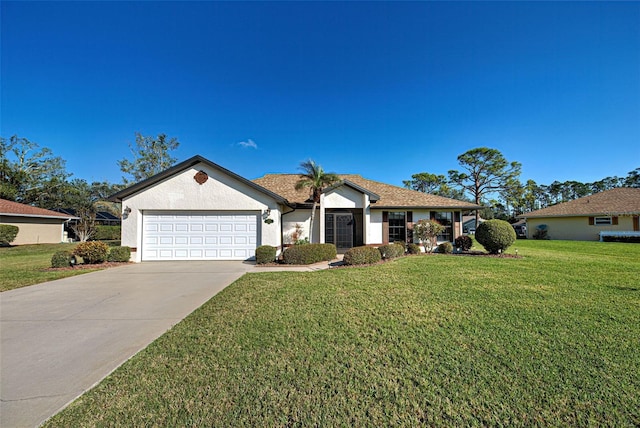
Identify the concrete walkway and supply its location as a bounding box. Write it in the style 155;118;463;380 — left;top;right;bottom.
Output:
0;261;258;427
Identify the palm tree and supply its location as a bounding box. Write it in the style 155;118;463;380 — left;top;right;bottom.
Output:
295;160;340;243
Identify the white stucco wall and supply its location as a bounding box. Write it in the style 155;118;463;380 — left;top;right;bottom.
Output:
120;163;283;261
323;186;364;209
282;209;314;244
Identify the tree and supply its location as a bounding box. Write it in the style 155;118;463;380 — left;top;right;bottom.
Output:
403;172;468;200
448;147;521;228
118;133;180;184
403;172;447;193
0;135;71;205
294;160;339;243
413;219;445;253
625;168;640;188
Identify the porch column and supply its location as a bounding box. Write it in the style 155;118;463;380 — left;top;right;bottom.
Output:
319;193;325;244
362;194;370;245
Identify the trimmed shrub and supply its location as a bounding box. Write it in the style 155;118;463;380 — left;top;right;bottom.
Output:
282;243;337;265
94;225;121;241
407;243;421;255
533;225;549;240
437;241;453;254
378;243;405;260
393;240;407;251
475;219;517;254
343;246;382;266
454;235;473;251
0;225;19;245
51;250;73;268
255;245;277;264
73;241;109;264
107;246;131;262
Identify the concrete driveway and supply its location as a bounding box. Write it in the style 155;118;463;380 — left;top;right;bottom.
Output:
1;261;253;428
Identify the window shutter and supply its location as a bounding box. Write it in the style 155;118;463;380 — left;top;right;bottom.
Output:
382;211;389;244
406;211;413;243
588;217;594;225
633;216;639;231
612;216;618;225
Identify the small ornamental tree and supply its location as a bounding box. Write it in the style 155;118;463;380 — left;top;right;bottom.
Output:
475;219;517;254
413;219;445;253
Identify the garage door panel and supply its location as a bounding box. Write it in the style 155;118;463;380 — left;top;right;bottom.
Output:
142;211;259;261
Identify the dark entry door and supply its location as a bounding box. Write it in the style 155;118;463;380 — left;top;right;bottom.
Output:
334;213;353;251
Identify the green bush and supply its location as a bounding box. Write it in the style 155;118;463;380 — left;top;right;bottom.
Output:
407;243;422;254
378;243;405;259
454;235;473;251
533;225;549;240
51;250;73;268
94;225;121;241
0;224;19;245
343;246;382;266
475;219;517;254
255;245;277;264
107;246;131;262
282;243;336;265
73;241;109;264
437;241;453;254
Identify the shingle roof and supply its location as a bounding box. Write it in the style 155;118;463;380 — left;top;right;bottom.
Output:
0;199;77;219
520;187;640;218
252;174;481;209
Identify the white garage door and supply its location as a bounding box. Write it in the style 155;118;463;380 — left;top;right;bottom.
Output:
142;211;259;261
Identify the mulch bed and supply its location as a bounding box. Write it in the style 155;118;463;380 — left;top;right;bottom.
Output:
45;262;132;272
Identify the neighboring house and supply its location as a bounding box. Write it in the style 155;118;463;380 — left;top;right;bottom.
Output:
53;208;121;226
518;187;640;241
109;155;481;262
53;208;121;240
0;199;78;245
462;215;484;233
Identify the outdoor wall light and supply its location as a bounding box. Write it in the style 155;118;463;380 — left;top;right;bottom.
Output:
123;206;132;219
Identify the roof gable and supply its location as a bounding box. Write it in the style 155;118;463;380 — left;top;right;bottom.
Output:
0;199;77;219
520;187;640;218
109;155;290;205
253;174;480;209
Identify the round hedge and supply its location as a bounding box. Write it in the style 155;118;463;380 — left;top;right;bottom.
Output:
343;246;381;266
255;245;277;264
475;219;517;254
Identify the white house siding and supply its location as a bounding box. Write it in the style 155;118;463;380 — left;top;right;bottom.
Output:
282;209;315;245
120;163;282;262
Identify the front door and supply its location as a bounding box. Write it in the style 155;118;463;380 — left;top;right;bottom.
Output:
326;213;354;252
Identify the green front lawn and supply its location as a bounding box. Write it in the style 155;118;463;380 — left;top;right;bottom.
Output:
46;240;640;426
0;243;105;292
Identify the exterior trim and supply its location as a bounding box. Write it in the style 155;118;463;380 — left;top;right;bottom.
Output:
109;155;292;207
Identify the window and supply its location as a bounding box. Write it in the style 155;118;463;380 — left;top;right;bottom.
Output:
388;212;406;242
594;217;612;225
435;212;453;242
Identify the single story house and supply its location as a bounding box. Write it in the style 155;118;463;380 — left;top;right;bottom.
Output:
109;155;481;262
462;215;484;233
53;208;121;240
0;199;78;245
518;187;640;241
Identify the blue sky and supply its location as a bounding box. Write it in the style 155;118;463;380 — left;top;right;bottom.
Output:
2;1;639;190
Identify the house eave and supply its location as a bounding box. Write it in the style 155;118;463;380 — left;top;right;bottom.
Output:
108;155;294;208
520;211;640;219
0;213;78;220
